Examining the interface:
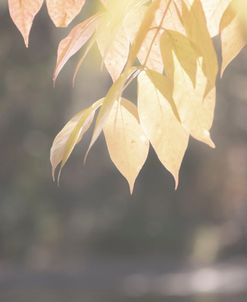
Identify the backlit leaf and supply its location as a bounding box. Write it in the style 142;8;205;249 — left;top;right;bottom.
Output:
220;6;246;75
85;68;137;160
172;54;215;148
46;0;86;27
8;0;43;47
104;99;149;193
160;29;198;85
50;99;102;181
181;0;218;94
53;14;98;83
138;71;189;188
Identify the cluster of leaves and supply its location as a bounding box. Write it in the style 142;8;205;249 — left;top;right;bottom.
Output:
8;0;247;192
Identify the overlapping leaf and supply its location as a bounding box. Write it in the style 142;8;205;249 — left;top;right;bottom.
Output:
8;0;43;47
46;0;86;27
172;54;215;148
138;71;189;188
50;99;102;181
181;0;218;94
104;99;149;192
53;14;98;82
220;5;246;75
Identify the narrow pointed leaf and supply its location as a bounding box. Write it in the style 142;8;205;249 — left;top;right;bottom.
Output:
200;0;231;36
104;99;149;193
146;69;180;121
160;30;198;86
138;72;189;188
53;14;98;83
220;6;246;75
85;68;136;160
172;54;215;148
8;0;43;47
50;100;102;181
46;0;86;27
181;0;218;94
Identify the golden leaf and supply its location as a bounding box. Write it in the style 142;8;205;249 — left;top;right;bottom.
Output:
8;0;43;47
85;68;137;160
138;71;189;188
46;0;86;27
160;29;198;85
220;5;246;75
50;99;102;182
181;0;218;94
172;54;215;148
53;14;98;83
104;99;149;193
200;0;231;36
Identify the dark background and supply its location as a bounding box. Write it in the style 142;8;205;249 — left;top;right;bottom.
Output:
0;1;247;301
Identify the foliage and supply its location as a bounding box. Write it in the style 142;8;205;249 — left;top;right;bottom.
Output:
8;0;247;192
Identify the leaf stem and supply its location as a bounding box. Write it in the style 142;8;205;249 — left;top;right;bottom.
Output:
143;0;173;67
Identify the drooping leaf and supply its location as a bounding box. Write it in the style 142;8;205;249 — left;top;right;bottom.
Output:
8;0;43;47
181;0;218;95
146;69;180;121
125;0;161;70
160;29;198;85
200;0;232;36
50;99;102;181
96;0;148;79
103;99;149;193
96;24;129;81
46;0;86;27
172;54;215;148
85;68;137;160
53;14;98;83
220;5;246;75
138;71;189;188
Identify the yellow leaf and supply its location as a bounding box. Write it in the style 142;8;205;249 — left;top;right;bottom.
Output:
46;0;86;27
103;99;149;193
200;0;232;36
220;6;246;75
160;29;198;85
172;54;215;148
50;99;102;182
53;14;98;83
146;69;180;121
85;68;137;160
96;24;129;81
126;0;161;70
8;0;43;47
138;71;189;188
155;0;185;34
181;0;218;95
96;0;147;78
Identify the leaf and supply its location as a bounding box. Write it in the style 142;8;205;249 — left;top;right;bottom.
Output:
200;0;232;36
96;24;129;81
53;14;98;83
8;0;43;47
85;68;137;160
220;5;246;75
160;29;198;85
46;0;86;27
146;69;180;121
172;54;215;148
181;0;218;95
138;71;189;188
103;99;149;193
125;0;161;70
50;99;102;182
96;0;147;79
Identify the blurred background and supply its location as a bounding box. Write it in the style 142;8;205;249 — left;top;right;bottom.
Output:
0;1;247;301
